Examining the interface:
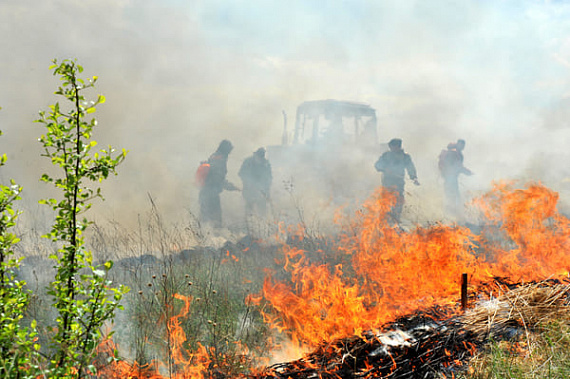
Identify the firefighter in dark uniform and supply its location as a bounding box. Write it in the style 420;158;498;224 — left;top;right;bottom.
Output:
438;139;472;218
199;140;239;227
374;138;419;222
238;147;272;216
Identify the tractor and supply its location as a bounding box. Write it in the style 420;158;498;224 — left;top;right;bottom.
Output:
267;99;384;209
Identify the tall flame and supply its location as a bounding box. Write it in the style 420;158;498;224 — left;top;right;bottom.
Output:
474;182;570;280
95;182;570;376
259;183;570;349
95;294;210;378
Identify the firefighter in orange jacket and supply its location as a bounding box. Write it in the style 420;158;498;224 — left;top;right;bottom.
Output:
199;140;239;227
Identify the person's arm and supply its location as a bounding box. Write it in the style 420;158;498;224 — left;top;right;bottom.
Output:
374;154;386;172
266;163;273;192
460;164;473;176
238;162;245;180
405;155;420;185
224;180;240;191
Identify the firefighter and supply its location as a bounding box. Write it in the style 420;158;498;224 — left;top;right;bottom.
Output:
238;147;272;217
374;138;420;223
438;139;472;218
198;140;239;228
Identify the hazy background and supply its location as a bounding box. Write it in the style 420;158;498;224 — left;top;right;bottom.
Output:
2;0;570;236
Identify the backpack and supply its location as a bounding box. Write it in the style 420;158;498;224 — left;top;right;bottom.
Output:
438;148;458;175
195;161;210;187
438;149;449;173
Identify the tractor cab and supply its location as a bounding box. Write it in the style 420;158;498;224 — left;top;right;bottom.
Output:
267;100;382;206
284;99;378;149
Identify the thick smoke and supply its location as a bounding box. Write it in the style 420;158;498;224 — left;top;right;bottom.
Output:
1;0;570;234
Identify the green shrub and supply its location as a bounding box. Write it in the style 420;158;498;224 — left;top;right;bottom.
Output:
0;127;40;378
36;59;129;378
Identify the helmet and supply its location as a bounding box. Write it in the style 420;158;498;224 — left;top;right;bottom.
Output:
388;138;402;149
217;139;233;155
254;147;266;157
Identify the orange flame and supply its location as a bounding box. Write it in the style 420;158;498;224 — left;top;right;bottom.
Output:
474;182;570;280
96;182;570;376
259;183;570;349
96;294;210;378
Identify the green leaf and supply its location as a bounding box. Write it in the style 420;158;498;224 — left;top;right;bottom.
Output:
34;59;130;376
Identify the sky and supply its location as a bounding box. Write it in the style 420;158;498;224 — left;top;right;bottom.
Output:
2;0;570;233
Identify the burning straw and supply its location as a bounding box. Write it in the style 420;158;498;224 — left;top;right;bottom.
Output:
248;281;570;379
93;183;570;378
244;183;570;378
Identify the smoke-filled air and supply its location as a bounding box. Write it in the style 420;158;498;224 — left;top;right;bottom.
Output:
2;0;570;228
3;1;570;378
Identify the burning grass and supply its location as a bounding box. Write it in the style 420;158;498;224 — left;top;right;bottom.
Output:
249;281;570;379
15;181;570;378
256;183;570;349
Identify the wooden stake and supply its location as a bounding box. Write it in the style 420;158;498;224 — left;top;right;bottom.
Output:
461;273;468;309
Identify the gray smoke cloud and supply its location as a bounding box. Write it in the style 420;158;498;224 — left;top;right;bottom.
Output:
2;0;570;233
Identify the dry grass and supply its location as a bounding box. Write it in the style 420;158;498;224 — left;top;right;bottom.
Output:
457;281;570;379
461;282;570;338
